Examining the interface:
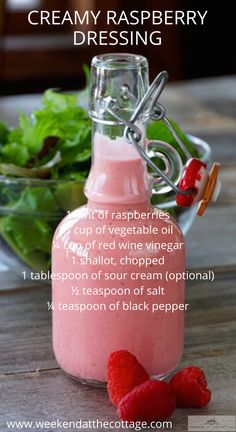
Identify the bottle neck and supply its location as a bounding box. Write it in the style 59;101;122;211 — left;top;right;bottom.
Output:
84;122;152;205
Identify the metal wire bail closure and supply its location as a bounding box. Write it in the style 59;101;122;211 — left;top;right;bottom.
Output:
107;71;192;196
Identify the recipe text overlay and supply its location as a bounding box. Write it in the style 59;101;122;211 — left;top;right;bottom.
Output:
27;9;208;46
41;209;214;314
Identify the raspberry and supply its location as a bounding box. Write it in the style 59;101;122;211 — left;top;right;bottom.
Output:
107;351;149;406
118;380;176;422
170;366;211;408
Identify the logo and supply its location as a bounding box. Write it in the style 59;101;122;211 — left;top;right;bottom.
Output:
188;415;236;431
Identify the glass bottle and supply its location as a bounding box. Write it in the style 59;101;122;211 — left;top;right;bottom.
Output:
52;53;185;385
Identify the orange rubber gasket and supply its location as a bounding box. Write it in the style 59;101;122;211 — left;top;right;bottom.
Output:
197;162;221;216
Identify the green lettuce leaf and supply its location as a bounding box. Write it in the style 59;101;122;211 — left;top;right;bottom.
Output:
11;187;60;214
0;122;9;146
0;89;92;172
0;216;52;271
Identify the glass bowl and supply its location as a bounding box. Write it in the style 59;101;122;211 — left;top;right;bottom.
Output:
0;135;211;280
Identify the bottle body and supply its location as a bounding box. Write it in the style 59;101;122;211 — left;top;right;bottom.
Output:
52;53;185;384
52;132;185;383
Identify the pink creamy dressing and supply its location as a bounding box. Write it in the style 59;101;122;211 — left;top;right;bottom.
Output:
52;133;185;382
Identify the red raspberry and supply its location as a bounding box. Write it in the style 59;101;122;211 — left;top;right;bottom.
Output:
118;380;176;422
170;366;211;408
107;351;149;406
